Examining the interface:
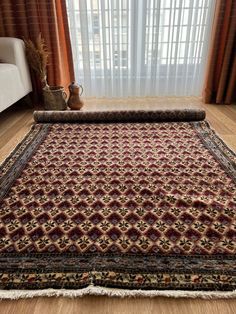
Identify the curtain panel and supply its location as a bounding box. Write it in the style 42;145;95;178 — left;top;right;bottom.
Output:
0;0;74;97
66;0;215;97
204;0;236;104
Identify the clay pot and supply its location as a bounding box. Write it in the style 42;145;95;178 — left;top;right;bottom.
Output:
67;82;84;110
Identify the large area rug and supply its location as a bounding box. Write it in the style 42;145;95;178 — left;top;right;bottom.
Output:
0;109;236;299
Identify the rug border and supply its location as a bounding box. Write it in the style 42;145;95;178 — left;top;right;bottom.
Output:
191;120;236;163
190;120;236;183
0;124;36;170
203;120;236;158
0;123;50;200
0;285;235;300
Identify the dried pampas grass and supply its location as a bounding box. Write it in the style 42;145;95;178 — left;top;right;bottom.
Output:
24;34;49;88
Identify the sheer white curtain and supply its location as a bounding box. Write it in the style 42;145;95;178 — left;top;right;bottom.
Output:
66;0;216;97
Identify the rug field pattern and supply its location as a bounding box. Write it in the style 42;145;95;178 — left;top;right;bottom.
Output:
0;120;235;291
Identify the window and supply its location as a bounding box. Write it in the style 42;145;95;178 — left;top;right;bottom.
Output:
66;0;216;97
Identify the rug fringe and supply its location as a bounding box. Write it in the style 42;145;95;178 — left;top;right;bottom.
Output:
0;286;235;300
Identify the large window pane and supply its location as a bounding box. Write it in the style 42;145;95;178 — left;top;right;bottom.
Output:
66;0;216;97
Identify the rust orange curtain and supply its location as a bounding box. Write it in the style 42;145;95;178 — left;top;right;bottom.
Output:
0;0;74;95
203;0;236;104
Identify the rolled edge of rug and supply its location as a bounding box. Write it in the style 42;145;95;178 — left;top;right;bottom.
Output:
33;109;206;123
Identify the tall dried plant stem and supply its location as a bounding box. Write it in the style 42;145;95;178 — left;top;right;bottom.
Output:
24;34;49;89
42;76;49;90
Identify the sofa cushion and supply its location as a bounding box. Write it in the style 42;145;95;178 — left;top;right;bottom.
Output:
0;64;26;112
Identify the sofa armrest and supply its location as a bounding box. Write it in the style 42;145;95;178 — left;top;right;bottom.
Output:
0;37;32;93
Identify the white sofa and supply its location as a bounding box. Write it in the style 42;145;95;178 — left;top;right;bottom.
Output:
0;37;32;113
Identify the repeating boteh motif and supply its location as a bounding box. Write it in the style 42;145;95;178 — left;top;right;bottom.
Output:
0;120;235;290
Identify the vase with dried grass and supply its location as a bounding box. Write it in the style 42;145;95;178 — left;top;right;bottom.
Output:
24;34;67;110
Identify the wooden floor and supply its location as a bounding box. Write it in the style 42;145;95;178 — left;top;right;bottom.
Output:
0;97;236;314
